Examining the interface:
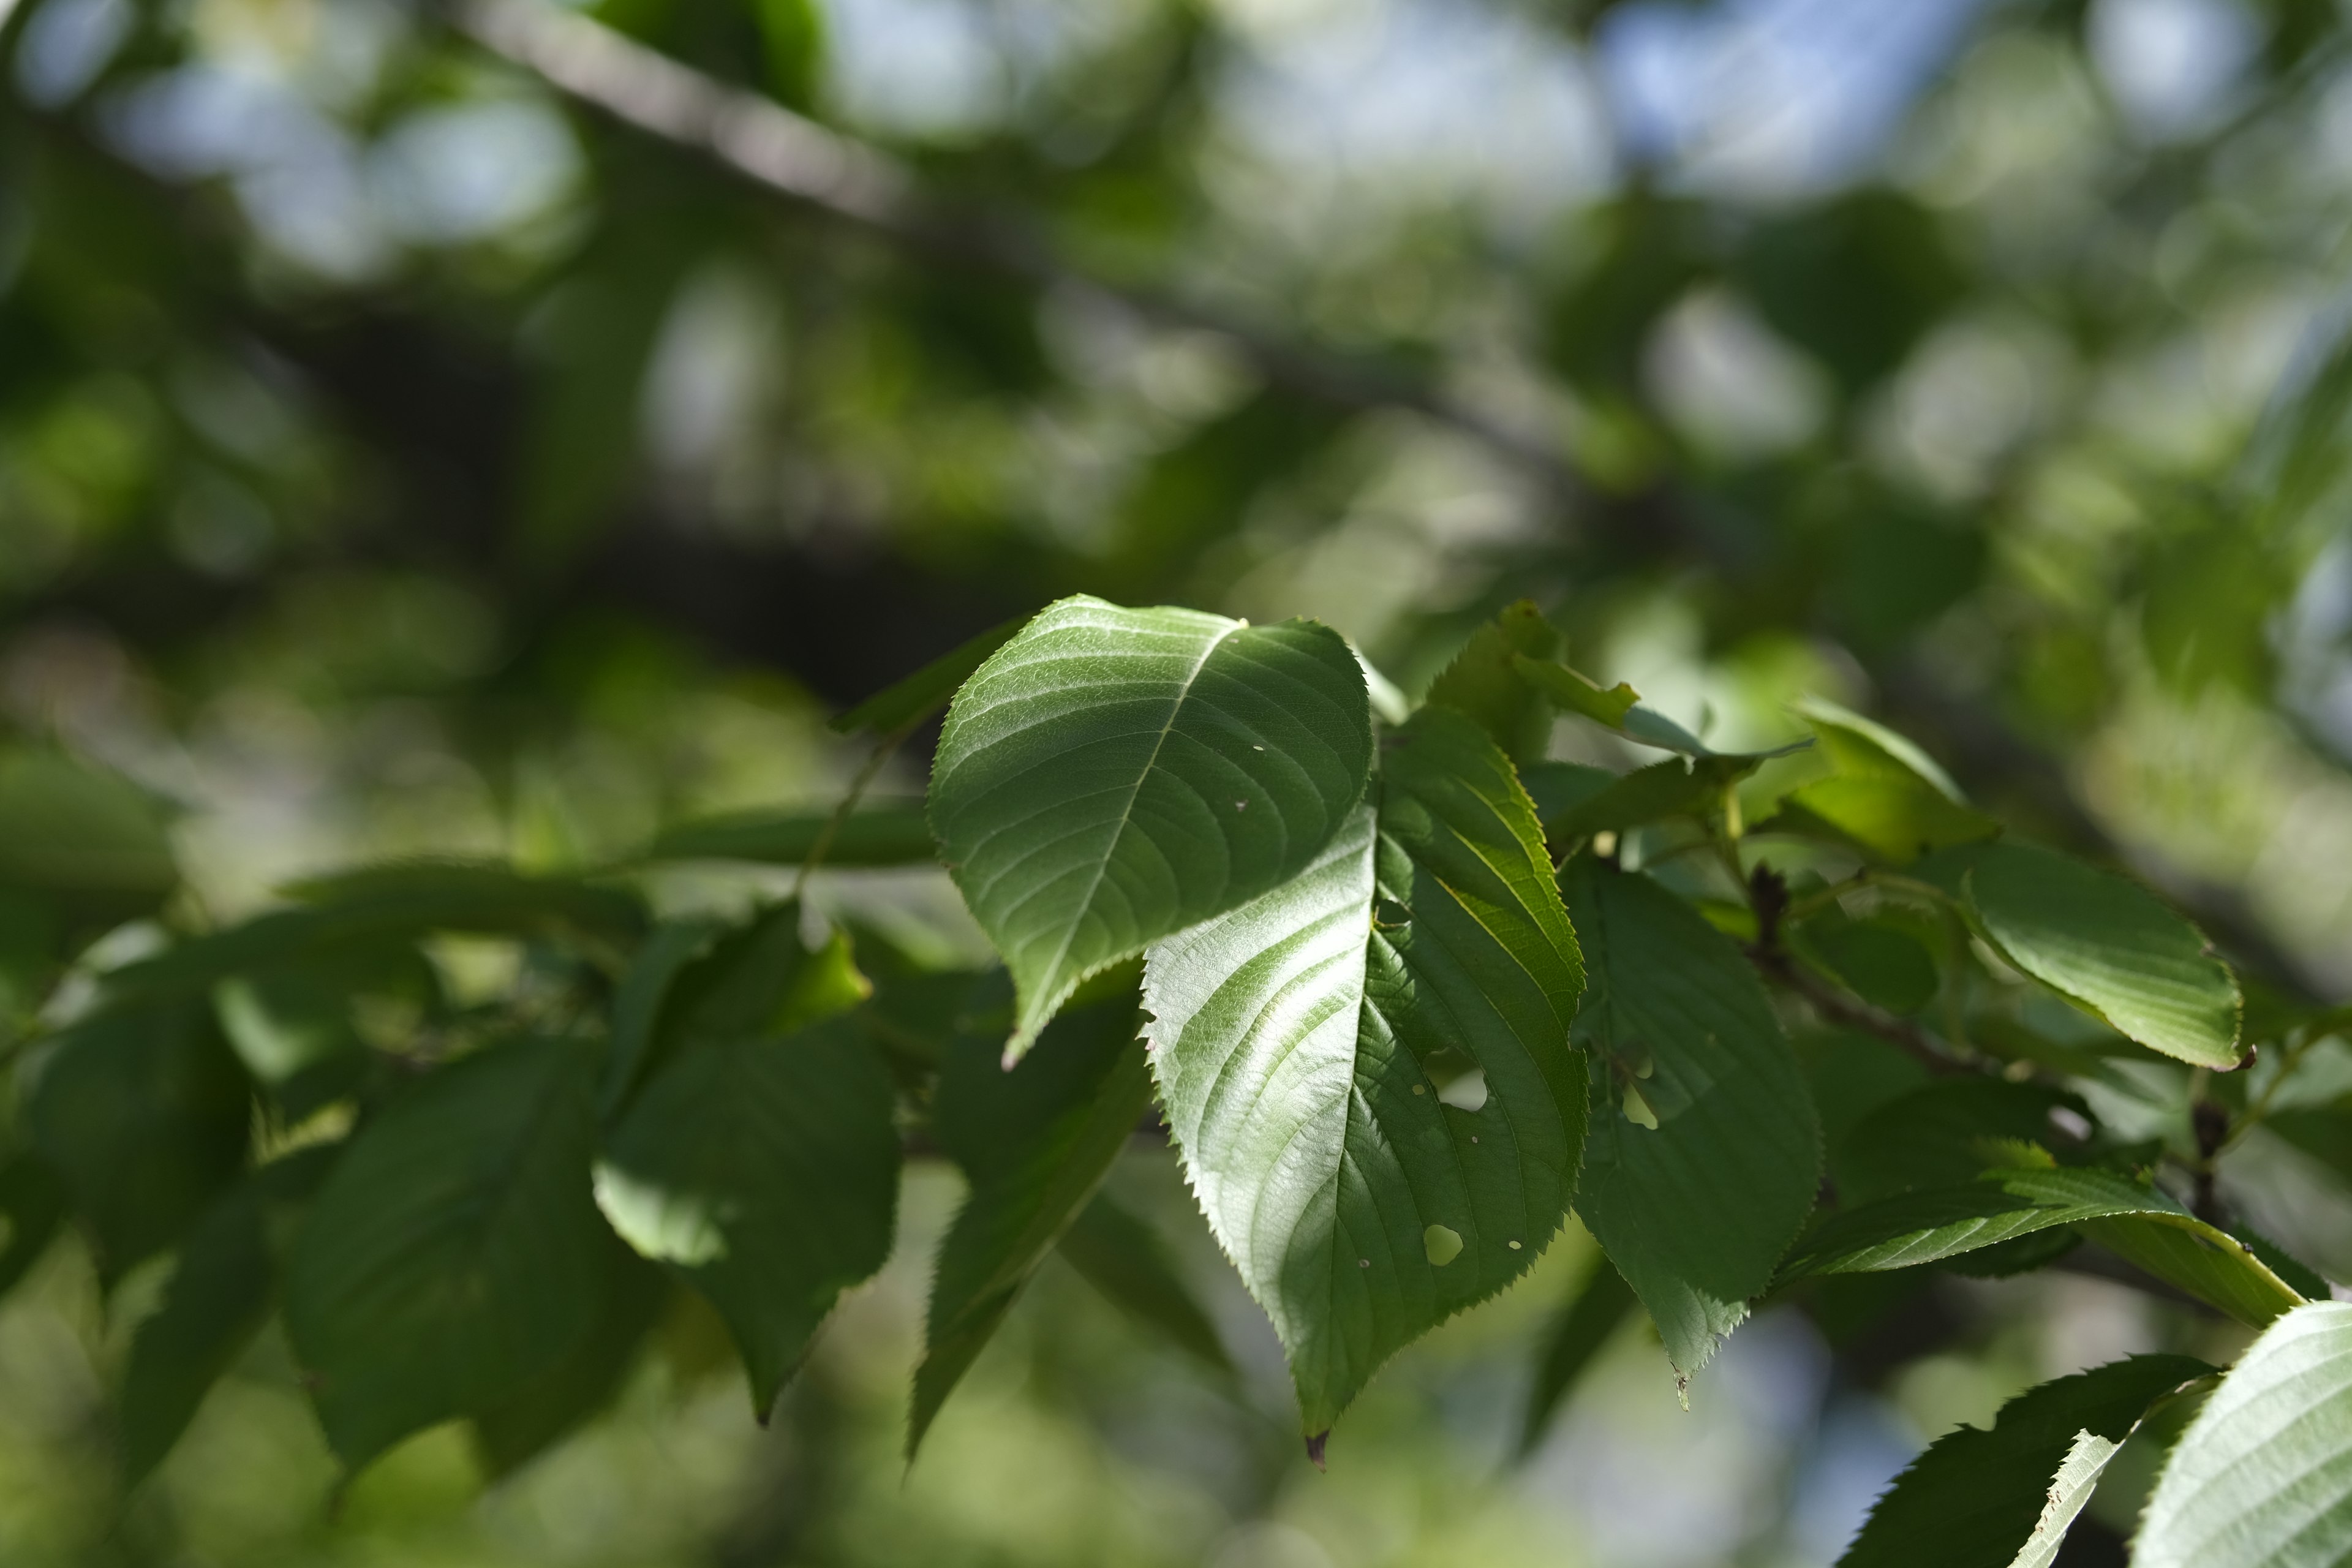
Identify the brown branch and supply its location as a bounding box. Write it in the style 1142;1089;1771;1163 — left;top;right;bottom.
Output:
1747;943;1967;1077
449;0;1591;505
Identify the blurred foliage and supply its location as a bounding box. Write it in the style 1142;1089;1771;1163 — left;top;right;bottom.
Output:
7;0;2352;1562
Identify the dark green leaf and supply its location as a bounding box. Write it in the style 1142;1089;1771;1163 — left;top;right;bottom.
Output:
930;595;1374;1058
1055;1191;1231;1373
1548;756;1765;841
212;943;438;1119
0;748;178;933
469;1231;669;1479
121;1146;337;1484
1834;1078;2084;1204
831;618;1025;736
0;1155;66;1302
1517;1251;1638;1458
1796;913;1939;1015
2137;1301;2352;1568
645;802;938;867
594;1014;899;1415
1965;843;2242;1069
1561;857;1820;1382
28;997;251;1283
1145;707;1586;1435
1839;1354;2215;1568
910;977;1151;1457
1423;601;1562;764
597;918;720;1117
285;1037;609;1474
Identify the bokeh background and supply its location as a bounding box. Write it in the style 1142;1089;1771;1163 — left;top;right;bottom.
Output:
4;0;2352;1562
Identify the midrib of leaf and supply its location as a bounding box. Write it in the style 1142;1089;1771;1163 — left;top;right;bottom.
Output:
1026;621;1242;1044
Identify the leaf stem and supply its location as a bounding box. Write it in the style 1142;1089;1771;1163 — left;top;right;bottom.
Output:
794;722;918;899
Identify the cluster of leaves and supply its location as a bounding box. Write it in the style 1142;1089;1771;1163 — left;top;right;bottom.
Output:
6;594;2352;1565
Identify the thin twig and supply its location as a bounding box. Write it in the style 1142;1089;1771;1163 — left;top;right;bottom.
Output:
1747;943;1966;1076
449;0;1590;503
791;723;913;897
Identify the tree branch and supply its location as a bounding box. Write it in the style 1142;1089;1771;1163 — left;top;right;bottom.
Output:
1747;943;1967;1077
449;0;1591;504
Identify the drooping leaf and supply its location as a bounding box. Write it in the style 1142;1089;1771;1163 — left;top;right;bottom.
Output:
1055;1191;1231;1373
1144;708;1586;1436
1513;655;1709;753
1838;1354;2215;1568
1560;856;1820;1382
830;617;1025;737
285;1037;610;1474
1517;1250;1639;1458
1964;843;2241;1069
594;1013;900;1416
27;997;251;1283
1779;1165;2304;1325
646;803;940;867
930;595;1374;1058
212;943;439;1119
910;974;1150;1457
469;1231;669;1479
1423;600;1562;764
120;1146;338;1485
2136;1300;2352;1568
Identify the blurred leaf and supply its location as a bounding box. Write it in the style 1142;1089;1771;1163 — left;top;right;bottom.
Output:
285;1037;609;1476
2141;518;2286;699
1424;600;1563;764
929;596;1373;1059
647;801;939;865
0;1155;66;1303
829;617;1025;737
1738;190;1966;396
1838;1354;2215;1568
2136;1301;2352;1568
470;1231;669;1479
28;998;251;1284
1763;776;1999;864
121;1146;338;1485
598;918;721;1117
1966;844;2242;1069
1561;857;1819;1384
1795;696;1969;799
1544;194;1711;391
1054;1191;1231;1373
910;975;1151;1457
594;1013;899;1416
1520;761;1618;835
0;748;177;933
1834;1078;2087;1204
1545;755;1765;840
212;944;439;1120
1517;1250;1638;1458
108;865;647;1002
1145;709;1586;1437
622;904;870;1104
1796;1029;1930;1158
754;0;824;107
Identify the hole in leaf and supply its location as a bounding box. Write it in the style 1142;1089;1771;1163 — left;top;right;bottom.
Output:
1423;1224;1463;1265
1421;1046;1486;1110
1438;1068;1488;1113
1621;1084;1659;1130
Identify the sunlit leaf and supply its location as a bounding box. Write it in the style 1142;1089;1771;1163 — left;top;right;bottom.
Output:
1144;708;1585;1437
2136;1300;2352;1568
930;595;1373;1058
1424;600;1562;764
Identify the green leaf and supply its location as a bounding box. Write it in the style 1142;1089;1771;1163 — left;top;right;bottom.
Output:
0;748;178;933
120;1146;337;1485
597;918;720;1117
1548;755;1767;841
594;1014;900;1416
1560;857;1820;1383
1517;1251;1638;1457
2136;1300;2352;1568
1779;1165;2304;1325
107;864;647;1002
213;943;439;1119
1766;777;1999;864
285;1037;610;1474
1055;1191;1231;1373
910;977;1151;1457
1796;912;1938;1015
469;1232;669;1479
1520;761;1618;835
930;595;1374;1058
1793;696;1966;801
646;801;940;867
1838;1354;2215;1568
1423;601;1562;764
0;1155;66;1303
1964;843;2241;1069
1833;1078;2083;1204
28;998;251;1283
1144;708;1586;1436
831;618;1026;736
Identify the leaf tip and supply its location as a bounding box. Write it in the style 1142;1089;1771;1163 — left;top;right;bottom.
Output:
1304;1430;1329;1471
